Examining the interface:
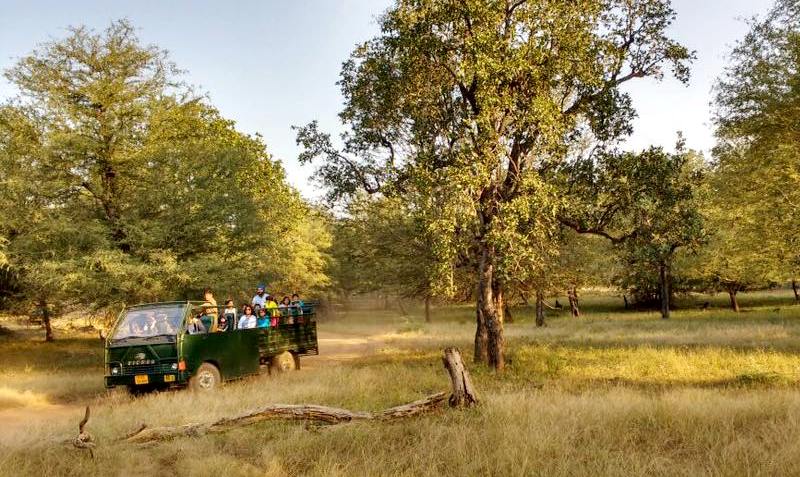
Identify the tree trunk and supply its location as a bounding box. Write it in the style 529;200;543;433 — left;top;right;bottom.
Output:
488;278;505;370
567;286;580;317
474;280;488;365
728;288;740;312
39;300;53;342
535;290;545;327
623;295;629;309
659;260;670;319
424;295;431;323
475;242;503;370
792;279;799;304
100;164;131;253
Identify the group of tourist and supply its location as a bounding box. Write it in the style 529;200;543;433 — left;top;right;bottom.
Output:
186;284;307;334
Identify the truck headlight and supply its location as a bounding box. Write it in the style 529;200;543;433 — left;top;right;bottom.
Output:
111;367;120;375
170;362;178;370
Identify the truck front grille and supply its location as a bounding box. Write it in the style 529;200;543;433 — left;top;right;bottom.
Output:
121;362;176;375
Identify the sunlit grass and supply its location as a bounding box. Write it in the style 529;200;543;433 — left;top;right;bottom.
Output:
2;289;800;476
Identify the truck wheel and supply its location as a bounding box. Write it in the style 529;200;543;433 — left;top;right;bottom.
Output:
269;352;296;373
190;363;221;391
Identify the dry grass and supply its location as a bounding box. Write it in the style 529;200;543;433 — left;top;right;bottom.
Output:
2;290;800;476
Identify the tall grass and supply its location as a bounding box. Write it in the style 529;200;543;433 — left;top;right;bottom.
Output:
2;290;800;476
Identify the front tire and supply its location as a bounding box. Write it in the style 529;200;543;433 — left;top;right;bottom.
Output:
189;362;221;391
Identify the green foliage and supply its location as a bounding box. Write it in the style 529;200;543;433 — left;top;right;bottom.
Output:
609;147;708;303
326;195;441;300
0;20;329;317
298;0;692;366
712;0;800;285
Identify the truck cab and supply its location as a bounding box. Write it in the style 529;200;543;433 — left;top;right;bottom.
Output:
104;301;318;392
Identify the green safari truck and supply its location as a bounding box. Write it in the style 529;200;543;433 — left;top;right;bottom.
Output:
104;301;318;392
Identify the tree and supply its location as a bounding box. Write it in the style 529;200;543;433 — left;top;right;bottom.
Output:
681;160;781;312
0;21;328;338
555;229;616;318
607;147;707;319
297;0;692;369
713;0;800;297
326;195;441;321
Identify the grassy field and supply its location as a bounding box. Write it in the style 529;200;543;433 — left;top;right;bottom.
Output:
2;290;800;476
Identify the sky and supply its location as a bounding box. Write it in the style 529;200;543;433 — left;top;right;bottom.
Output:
0;0;775;199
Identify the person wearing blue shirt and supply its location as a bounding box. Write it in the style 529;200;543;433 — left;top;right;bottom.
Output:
256;308;270;328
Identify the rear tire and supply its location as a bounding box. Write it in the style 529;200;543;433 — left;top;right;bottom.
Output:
189;362;221;391
269;351;296;374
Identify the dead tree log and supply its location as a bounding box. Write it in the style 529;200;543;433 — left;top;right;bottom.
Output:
120;348;478;445
442;347;479;407
125;393;448;444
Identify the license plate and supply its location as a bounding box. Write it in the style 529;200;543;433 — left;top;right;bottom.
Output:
163;374;176;383
134;375;149;385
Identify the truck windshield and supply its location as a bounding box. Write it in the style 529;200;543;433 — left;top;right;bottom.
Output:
111;305;185;341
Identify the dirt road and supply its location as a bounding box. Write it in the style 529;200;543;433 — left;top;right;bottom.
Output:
0;328;387;447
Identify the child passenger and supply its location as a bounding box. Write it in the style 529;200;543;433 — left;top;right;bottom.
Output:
223;299;237;329
291;293;305;323
265;295;281;324
217;314;230;332
257;308;270;328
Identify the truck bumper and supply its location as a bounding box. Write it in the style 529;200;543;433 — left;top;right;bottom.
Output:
105;372;188;388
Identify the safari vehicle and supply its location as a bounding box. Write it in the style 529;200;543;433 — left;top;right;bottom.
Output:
104;301;318;392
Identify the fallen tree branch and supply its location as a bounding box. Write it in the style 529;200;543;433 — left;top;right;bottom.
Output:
125;393;447;444
121;348;477;444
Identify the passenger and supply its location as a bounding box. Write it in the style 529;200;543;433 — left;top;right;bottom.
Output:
203;288;219;321
186;315;206;334
198;303;216;332
217;314;230;332
129;314;146;335
290;293;305;311
252;284;268;309
291;293;305;324
265;294;281;324
223;299;237;328
279;296;292;324
256;308;270;328
237;305;257;329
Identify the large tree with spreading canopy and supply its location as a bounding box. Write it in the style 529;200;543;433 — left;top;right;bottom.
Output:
297;0;692;370
0;21;329;339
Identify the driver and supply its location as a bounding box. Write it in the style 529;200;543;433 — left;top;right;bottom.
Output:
128;314;146;336
143;312;157;335
154;313;175;334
